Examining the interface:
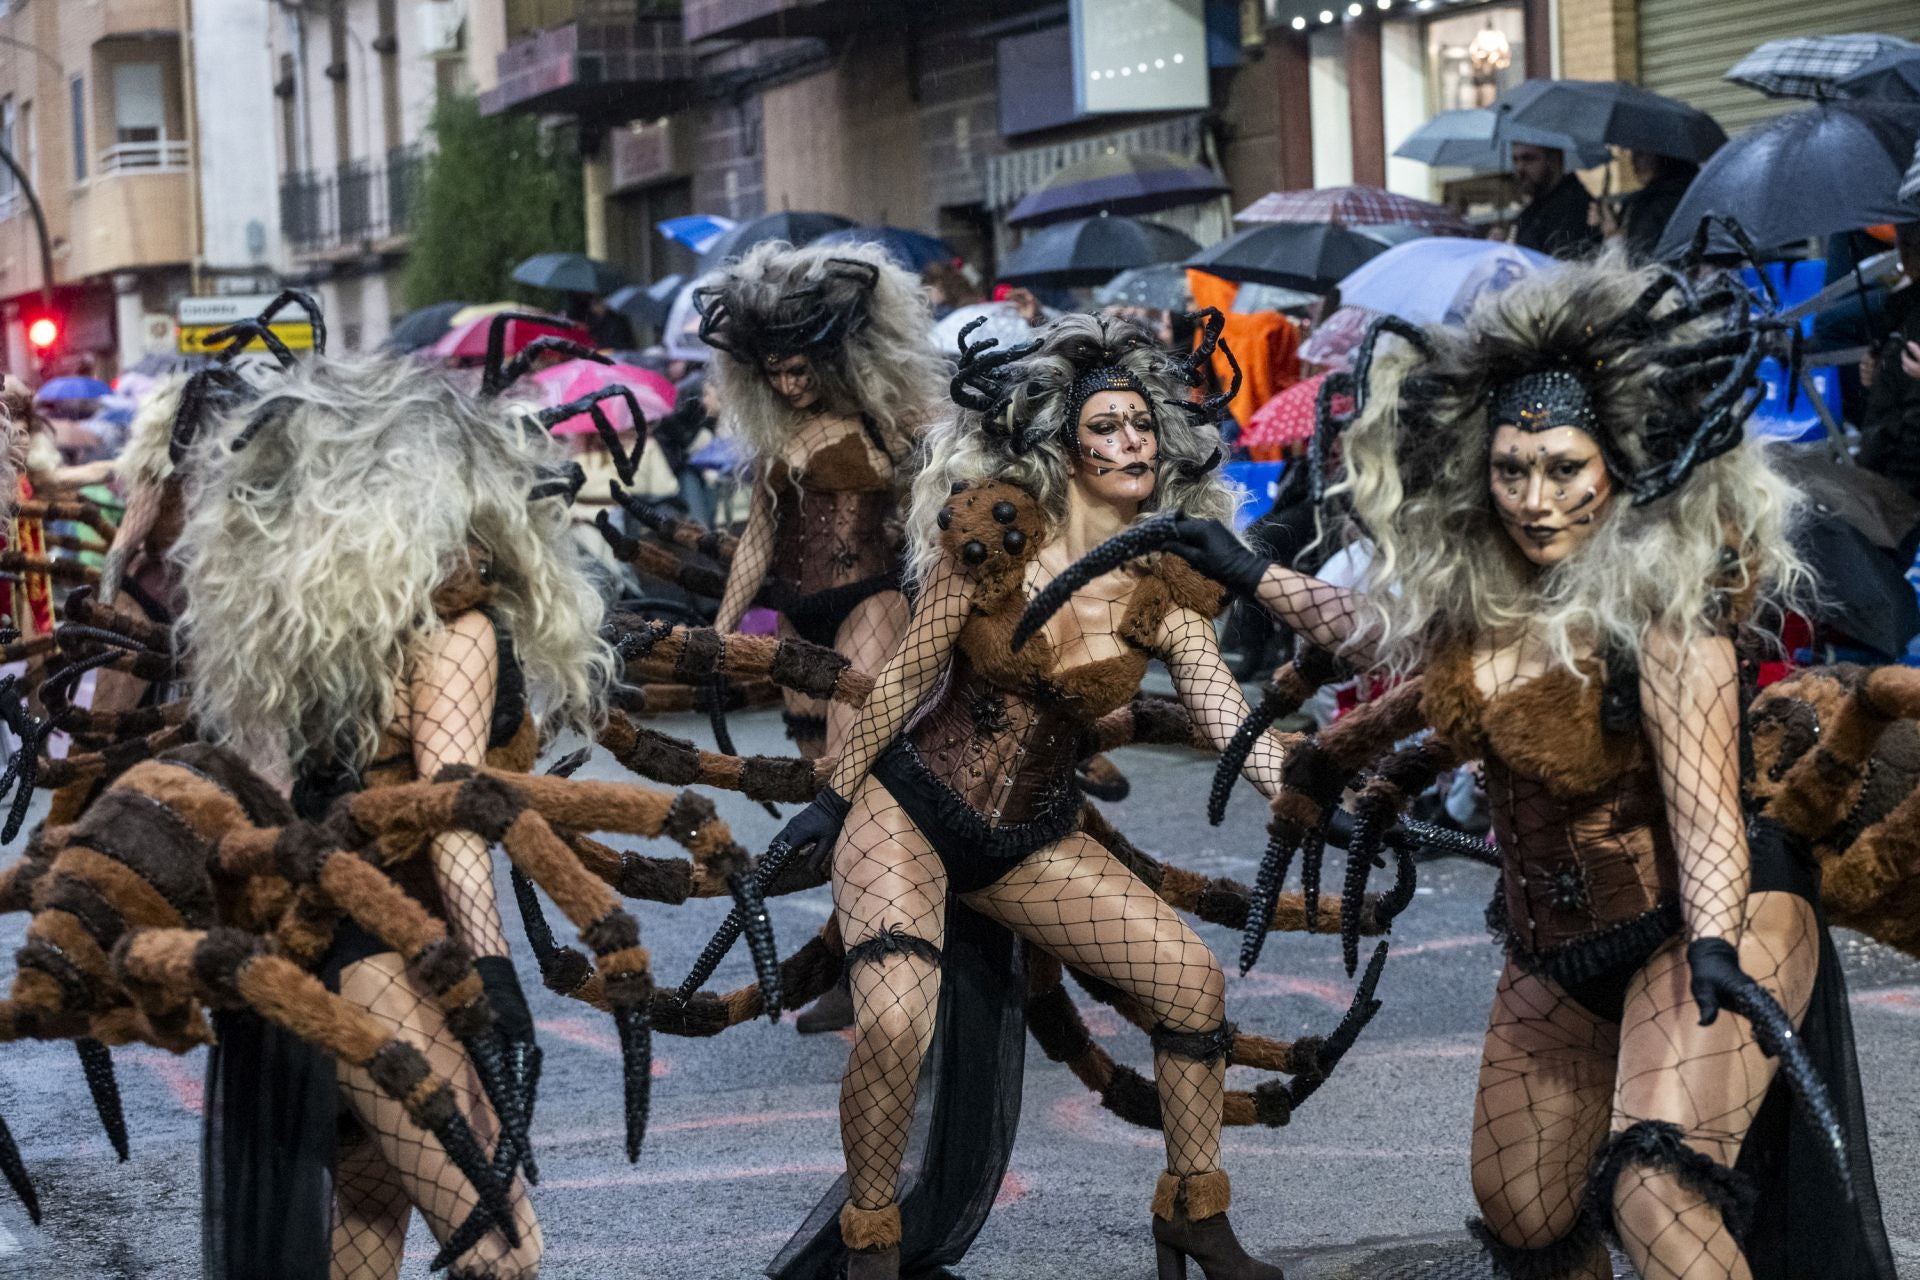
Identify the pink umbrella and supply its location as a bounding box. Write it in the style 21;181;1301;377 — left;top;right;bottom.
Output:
1235;185;1470;235
530;360;675;434
1242;372;1351;459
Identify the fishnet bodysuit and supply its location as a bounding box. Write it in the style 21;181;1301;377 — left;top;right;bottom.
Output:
714;414;908;760
825;536;1287;1214
328;609;541;1280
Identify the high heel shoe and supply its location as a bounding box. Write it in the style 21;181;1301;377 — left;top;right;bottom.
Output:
841;1202;900;1280
1150;1171;1285;1280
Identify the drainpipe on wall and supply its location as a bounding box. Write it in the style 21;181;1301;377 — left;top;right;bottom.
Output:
178;0;205;293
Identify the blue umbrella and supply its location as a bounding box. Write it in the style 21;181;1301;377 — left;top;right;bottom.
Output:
657;214;736;255
35;376;111;402
814;225;957;271
1395;107;1611;170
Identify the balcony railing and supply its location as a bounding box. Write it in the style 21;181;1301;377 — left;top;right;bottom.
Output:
280;146;424;256
100;140;191;174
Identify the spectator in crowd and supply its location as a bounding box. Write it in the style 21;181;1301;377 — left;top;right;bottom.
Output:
1607;150;1699;262
920;260;983;320
1508;143;1600;260
1858;222;1920;502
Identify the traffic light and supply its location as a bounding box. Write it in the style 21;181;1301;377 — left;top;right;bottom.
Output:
25;317;57;352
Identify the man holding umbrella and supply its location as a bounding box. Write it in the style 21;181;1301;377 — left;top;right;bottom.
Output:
1509;143;1599;259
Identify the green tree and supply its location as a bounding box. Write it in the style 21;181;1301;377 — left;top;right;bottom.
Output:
401;94;584;311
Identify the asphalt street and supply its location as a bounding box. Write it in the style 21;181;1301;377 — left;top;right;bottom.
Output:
0;704;1914;1279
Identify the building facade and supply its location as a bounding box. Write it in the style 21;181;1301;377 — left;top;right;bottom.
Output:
475;0;1920;296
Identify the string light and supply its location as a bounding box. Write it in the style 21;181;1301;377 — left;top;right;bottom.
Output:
1291;14;1307;27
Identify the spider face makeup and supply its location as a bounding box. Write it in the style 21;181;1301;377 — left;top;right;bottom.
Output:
763;353;820;411
1070;389;1159;509
1489;423;1614;567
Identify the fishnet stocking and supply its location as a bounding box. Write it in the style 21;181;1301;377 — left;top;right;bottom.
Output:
1607;891;1817;1279
407;610;509;958
332;953;541;1279
1250;562;1373;665
1640;635;1747;945
830;590;909;757
831;779;949;1211
713;483;774;635
1470;962;1617;1274
965;834;1228;1175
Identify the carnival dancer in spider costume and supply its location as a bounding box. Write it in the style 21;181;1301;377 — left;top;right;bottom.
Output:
698;240;943;763
1108;252;1897;1278
172;353;615;1278
755;310;1303;1280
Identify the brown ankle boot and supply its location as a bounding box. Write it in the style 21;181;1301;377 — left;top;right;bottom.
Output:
1150;1171;1285;1280
840;1201;900;1280
797;975;855;1034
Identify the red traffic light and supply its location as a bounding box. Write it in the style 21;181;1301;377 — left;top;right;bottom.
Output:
25;317;57;350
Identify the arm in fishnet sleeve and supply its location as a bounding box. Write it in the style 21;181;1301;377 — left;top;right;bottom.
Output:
1640;631;1748;945
1159;604;1287;799
713;476;774;633
1248;563;1374;665
825;559;975;795
409;609;510;959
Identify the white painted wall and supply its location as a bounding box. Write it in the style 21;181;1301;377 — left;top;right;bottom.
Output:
1380;19;1428;198
193;0;284;273
1308;29;1352;189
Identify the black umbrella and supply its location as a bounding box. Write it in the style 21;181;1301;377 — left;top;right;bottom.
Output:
606;275;684;330
1795;508;1920;659
385;300;468;354
997;216;1200;288
1838;48;1920;102
1494;78;1727;163
1655;100;1920;259
1008;150;1228;227
697;211;855;270
1185;222;1430;291
511;252;629;295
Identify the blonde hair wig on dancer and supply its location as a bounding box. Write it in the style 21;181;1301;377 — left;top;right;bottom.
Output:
695;240;944;465
908;311;1242;586
1326;252;1811;679
175;354;613;774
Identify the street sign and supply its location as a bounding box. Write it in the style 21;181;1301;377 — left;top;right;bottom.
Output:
178;321;315;356
175;295;282;326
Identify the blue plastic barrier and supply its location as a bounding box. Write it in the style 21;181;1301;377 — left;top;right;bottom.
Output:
1225;459;1286;530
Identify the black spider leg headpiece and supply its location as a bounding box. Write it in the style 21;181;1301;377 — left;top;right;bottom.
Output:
1307;314;1432;508
476;312;610;398
695;257;882;362
171;294;323;463
532;385;649;486
949;315;1042;453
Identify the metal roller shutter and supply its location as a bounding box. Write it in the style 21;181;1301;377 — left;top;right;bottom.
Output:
1639;0;1920;135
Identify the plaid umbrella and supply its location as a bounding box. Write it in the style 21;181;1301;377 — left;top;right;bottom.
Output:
1298;305;1373;369
1726;33;1919;100
1235;185;1471;234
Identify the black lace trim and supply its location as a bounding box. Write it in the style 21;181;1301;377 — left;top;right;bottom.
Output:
1487;888;1682;993
1586;1119;1757;1245
873;738;1081;866
844;924;943;969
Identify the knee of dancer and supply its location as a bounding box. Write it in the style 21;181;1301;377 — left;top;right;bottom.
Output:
1157;952;1227;1032
1467;1190;1585;1255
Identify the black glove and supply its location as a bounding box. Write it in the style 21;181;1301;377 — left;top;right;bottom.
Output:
1685;937;1747;1028
779;786;852;879
474;955;536;1045
1161;514;1271;600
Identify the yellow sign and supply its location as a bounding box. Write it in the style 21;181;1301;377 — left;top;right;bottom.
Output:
177;321;316;356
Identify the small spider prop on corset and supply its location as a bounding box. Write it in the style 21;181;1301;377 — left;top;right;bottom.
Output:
1020;234;1903;1279
688;240;944;764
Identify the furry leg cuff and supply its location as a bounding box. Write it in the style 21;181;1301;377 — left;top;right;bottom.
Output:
1152;1169;1232;1222
1586;1120;1756;1245
840;1201;902;1251
1467;1217;1609;1280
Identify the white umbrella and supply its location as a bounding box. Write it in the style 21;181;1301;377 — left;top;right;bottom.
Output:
1336;238;1555;326
932;302;1033;358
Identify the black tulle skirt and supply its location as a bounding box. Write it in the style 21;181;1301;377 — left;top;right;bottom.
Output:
202;922;390;1279
767;901;1027;1280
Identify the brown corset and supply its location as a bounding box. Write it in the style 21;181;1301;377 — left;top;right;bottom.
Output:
770;485;899;597
1487;755;1679;954
905;653;1084;826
